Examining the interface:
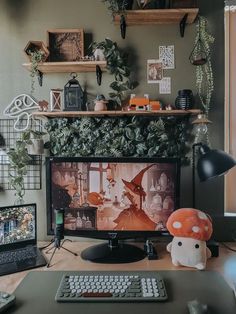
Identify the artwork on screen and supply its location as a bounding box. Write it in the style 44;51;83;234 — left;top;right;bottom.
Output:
47;157;180;236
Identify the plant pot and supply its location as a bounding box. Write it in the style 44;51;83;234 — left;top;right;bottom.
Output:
94;100;107;111
136;0;166;9
24;41;49;62
93;48;105;61
27;139;44;155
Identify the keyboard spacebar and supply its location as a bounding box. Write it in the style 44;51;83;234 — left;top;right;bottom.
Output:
82;293;112;297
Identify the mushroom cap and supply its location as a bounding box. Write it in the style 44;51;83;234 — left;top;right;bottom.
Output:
166;208;213;241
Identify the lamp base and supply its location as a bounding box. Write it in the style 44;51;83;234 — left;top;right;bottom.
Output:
207;240;219;257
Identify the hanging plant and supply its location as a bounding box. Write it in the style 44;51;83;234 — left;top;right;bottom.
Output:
190;16;214;115
29;50;45;94
90;38;138;108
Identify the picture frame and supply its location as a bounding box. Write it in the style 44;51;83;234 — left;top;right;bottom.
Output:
147;59;163;84
47;28;84;62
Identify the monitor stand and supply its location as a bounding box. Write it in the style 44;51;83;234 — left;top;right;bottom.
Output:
81;239;146;263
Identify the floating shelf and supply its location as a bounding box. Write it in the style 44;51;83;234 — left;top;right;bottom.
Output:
33;109;201;118
114;9;199;25
22;61;107;74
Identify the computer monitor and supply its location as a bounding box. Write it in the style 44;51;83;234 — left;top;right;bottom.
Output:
46;157;180;263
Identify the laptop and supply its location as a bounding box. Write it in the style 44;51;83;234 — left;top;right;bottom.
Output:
0;203;47;276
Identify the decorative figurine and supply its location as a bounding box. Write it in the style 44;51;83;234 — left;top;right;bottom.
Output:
38;100;49;111
166;208;212;270
94;94;108;111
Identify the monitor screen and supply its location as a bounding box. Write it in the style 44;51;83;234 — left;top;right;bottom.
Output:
46;157;180;263
0;204;36;248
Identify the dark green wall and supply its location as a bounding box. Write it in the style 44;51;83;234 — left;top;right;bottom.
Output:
0;0;234;240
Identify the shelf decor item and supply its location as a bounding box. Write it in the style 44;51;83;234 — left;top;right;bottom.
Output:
24;41;50;93
24;41;49;62
47;29;84;61
50;89;63;111
64;73;84;111
102;0;134;39
190;16;214;115
175;89;194;110
136;0;166;9
90;38;137;108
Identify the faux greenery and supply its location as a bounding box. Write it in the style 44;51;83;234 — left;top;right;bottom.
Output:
7;138;32;204
7;129;46;204
102;0;132;17
91;38;137;107
193;16;214;115
45;116;190;161
29;50;44;94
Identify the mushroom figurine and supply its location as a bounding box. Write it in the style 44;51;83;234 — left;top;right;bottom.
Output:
166;208;213;270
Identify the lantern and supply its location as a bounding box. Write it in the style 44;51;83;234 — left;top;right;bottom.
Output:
64;73;84;111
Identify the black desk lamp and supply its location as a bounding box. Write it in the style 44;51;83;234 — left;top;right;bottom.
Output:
192;143;236;208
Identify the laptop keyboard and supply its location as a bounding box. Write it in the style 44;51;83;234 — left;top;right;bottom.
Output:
0;247;37;265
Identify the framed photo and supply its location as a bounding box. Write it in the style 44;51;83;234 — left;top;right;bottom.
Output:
147;59;163;84
47;28;84;61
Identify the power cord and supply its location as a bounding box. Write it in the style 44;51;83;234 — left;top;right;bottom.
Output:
220;242;236;252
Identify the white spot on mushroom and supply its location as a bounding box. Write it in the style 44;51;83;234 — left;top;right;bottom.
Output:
197;211;208;220
205;226;209;231
192;226;200;233
173;221;182;229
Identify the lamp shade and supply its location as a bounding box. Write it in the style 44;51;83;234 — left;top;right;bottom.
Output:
197;144;236;182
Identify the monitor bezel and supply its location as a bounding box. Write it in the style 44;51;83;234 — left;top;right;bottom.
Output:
46;156;180;239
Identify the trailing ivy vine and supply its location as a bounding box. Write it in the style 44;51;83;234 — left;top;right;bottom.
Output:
45;116;191;162
193;16;215;115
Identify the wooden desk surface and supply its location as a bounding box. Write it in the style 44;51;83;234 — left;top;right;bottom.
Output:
1;241;236;294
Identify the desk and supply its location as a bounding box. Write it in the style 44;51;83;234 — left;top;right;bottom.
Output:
1;241;236;313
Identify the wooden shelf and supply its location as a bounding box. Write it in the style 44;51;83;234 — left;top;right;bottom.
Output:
22;61;107;74
32;109;201;118
114;9;199;25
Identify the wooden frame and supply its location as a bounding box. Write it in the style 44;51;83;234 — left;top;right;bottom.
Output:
47;28;84;62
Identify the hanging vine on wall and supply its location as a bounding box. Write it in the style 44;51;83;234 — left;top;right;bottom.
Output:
189;16;215;115
45;116;190;162
90;38;138;108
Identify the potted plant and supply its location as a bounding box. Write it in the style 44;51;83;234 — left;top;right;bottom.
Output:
189;16;214;116
22;129;47;155
7;138;32;204
7;129;47;204
90;38;138;108
102;0;134;38
24;41;50;94
102;0;134;16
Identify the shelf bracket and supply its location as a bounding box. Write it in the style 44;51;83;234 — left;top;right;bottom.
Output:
180;13;188;38
37;70;43;87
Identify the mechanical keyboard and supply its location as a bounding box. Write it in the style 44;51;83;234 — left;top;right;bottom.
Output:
55;271;168;302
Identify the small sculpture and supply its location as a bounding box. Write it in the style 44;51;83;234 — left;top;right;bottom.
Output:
94;94;108;111
166;208;212;270
38;100;49;111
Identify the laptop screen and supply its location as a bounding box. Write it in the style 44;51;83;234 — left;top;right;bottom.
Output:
0;204;36;249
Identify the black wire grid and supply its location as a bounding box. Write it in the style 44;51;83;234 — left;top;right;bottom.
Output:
0;118;42;190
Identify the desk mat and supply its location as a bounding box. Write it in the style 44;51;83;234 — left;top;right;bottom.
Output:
8;270;236;314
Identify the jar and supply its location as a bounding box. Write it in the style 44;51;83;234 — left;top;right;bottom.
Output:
175;89;194;110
